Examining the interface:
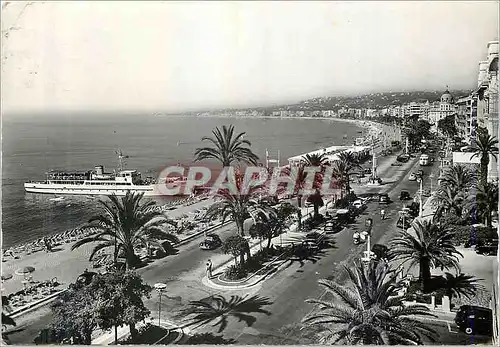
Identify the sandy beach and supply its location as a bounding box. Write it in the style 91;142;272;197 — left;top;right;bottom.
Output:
1;197;216;296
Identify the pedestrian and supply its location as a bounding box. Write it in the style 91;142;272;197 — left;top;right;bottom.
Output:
380;209;386;220
206;259;213;278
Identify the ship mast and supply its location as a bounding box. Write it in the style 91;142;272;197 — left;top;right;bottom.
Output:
116;149;127;172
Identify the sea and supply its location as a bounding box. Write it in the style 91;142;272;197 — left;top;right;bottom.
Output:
1;114;364;248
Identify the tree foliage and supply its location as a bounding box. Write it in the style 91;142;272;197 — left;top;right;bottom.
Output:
389;219;462;292
71;191;178;270
194;125;259;167
303;261;436;345
437;115;458;138
50;271;151;344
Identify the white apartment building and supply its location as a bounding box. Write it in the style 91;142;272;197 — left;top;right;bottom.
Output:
428;91;457;133
455;95;477;143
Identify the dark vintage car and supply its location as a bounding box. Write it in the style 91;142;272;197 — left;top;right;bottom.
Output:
396;154;410;163
378;193;391;204
371;244;389;261
454;305;493;336
199;234;222;250
399;190;411;200
475;239;498;256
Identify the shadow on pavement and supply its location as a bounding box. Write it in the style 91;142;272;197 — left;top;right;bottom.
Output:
174;294;272;333
180;332;236;345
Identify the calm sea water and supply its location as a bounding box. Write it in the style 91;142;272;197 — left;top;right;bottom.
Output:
1;114;363;248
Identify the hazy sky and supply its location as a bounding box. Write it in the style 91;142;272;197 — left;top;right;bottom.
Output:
1;1;498;114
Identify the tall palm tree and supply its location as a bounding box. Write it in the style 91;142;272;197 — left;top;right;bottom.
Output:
194;125;260;167
249;201;298;248
303;261;436;345
389;219;462;292
71;192;178;270
204;171;263;236
332;151;361;197
439;164;475;192
302;153;328;219
431;186;465;220
284;165;308;230
464;182;499;227
471;130;498;185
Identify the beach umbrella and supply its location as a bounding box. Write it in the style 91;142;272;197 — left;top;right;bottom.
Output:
1;273;13;281
15;266;35;276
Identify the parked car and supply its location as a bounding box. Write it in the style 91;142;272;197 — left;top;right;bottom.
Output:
363;168;372;175
416;169;424;177
199;234;222;250
391;161;403;166
335;209;355;224
378;193;391;204
351;199;366;210
303;232;326;250
371;244;389;261
454;305;493;336
396;154;410;163
475;239;498;256
408;173;417;181
324;219;341;234
399;190;411;200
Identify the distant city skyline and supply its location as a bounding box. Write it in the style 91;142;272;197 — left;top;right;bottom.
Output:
1;1;498;115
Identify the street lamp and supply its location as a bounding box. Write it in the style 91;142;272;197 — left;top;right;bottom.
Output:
362;218;374;263
154;283;167;326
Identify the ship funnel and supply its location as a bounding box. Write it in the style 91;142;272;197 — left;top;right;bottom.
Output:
95;165;104;175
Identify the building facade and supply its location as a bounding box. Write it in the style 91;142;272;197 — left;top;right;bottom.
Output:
455;95;477;143
475;41;499;182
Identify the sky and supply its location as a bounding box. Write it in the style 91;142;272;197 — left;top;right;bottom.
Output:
1;1;498;115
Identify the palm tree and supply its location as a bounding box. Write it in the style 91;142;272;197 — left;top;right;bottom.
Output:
389;219;462;292
332;151;361;197
249;201;298;248
71;192;178;270
440;273;482;301
194;125;259;167
204;171;263;237
176;294;272;333
464;182;499;227
303;261;436;345
431;186;465;220
439;164;475;192
302;153;328;219
285;165;308;230
471;130;498;185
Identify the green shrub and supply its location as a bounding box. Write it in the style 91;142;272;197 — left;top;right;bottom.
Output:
453;225;497;246
224;264;248;280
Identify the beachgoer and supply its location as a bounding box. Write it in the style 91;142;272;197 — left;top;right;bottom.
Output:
380;209;386;220
206;259;213;278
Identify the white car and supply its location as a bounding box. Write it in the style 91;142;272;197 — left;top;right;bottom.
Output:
408;173;417;181
352;200;366;210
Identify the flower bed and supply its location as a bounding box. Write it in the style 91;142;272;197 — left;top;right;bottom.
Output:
222;247;285;281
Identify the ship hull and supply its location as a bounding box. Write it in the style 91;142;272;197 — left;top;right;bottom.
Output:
24;182;178;197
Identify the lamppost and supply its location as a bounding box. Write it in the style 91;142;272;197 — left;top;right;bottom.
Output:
154;283;167;326
362;218;373;263
417;177;423;217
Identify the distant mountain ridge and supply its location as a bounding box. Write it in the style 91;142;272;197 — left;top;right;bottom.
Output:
178;89;472;115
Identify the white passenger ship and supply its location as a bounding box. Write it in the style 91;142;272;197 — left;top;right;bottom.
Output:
24;152;188;197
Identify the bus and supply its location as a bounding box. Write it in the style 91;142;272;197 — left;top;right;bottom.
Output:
419;154;429;166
